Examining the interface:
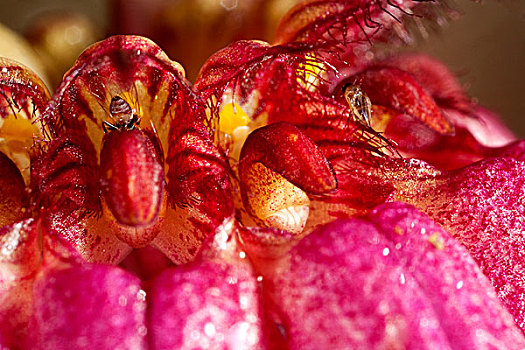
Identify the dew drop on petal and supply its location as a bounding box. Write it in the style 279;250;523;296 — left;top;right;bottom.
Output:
137;289;146;302
204;322;216;337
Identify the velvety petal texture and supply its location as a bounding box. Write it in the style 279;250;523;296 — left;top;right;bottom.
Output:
263;203;524;349
32;264;147;350
149;259;267;350
396;153;525;331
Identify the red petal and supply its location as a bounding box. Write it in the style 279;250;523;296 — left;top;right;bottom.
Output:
337;66;453;134
36;35;225;264
0;219;40;349
381;54;471;113
155;114;234;264
33;134;132;264
275;0;438;47
0;57;50;116
0;152;26;226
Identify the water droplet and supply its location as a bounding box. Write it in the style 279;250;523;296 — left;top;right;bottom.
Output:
204;322;216;337
239;251;246;259
382;247;390;256
137;289;146;302
399;273;406;285
256;276;263;282
456;281;464;290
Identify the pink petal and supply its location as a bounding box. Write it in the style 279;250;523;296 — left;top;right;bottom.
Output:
263;202;525;348
401;155;525;331
448;106;517;148
32;264;147;350
149;259;268;349
263;218;448;349
371;202;524;347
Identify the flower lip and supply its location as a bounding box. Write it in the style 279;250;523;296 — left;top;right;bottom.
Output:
238;122;337;233
239;121;338;195
99;128;165;246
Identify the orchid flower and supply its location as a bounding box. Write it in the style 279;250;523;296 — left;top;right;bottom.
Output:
0;0;524;349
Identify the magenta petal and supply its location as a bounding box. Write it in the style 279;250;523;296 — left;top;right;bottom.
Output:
32;264;147;350
264;219;449;349
370;202;524;347
409;156;525;332
264;202;525;348
149;260;267;349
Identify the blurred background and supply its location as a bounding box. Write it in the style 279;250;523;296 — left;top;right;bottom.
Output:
0;0;523;136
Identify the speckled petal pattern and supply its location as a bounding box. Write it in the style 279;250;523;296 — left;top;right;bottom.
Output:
399;154;525;332
263;203;524;349
32;264;147;350
149;259;267;350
